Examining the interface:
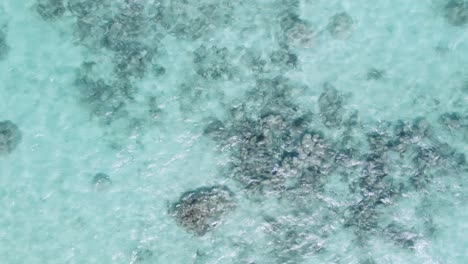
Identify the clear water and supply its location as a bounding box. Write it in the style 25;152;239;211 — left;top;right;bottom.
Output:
1;0;468;263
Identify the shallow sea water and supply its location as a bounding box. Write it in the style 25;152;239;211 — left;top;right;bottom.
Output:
1;0;468;263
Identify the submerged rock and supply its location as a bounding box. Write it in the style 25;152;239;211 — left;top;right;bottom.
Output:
280;13;314;48
327;12;353;38
366;68;385;81
0;29;9;60
113;42;154;79
266;218;325;263
242;50;267;74
344;198;380;232
384;223;419;249
170;17;210;40
0;120;22;155
438;112;466;131
151;63;166;77
203;118;226;140
202;78;337;194
67;0;106;18
102;12;145;52
366;131;386;149
444;0;468;26
414;146;442;169
252;77;296;107
193;45;233;80
92;173;112;191
388;118;431;151
74;74;131;123
171;186;236;236
270;49;298;68
360;258;377;264
318;83;343;128
36;0;65;20
132;247;154;263
298;131;331;168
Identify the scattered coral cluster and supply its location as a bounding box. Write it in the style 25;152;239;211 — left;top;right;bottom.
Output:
202;73;467;258
170;186;236;236
16;0;468;262
0;120;21;155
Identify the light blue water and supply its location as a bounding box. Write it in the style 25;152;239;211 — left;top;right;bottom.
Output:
1;0;468;263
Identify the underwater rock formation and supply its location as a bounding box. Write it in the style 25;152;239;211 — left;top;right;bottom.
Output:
265;215;325;263
113;42;155;79
444;0;468;26
280;13;314;48
199;67;468;260
438;112;467;131
61;0;167;123
72;61;143;125
36;0;65;20
92;172;112;191
318;83;344;128
383;222;419;249
0;27;9;60
67;0;106;18
0;120;22;155
170;186;236;236
270;49;298;69
101;7;147;52
157;0;233;40
74;75;129;123
366;68;385;81
242;50;267;74
387;117;431;153
193;45;233;80
202;118;226;140
202;78;343;194
327;12;353;38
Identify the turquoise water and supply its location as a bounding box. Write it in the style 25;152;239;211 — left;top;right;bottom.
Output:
1;0;468;263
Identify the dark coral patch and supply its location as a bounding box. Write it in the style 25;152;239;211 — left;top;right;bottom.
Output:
170;186;236;236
